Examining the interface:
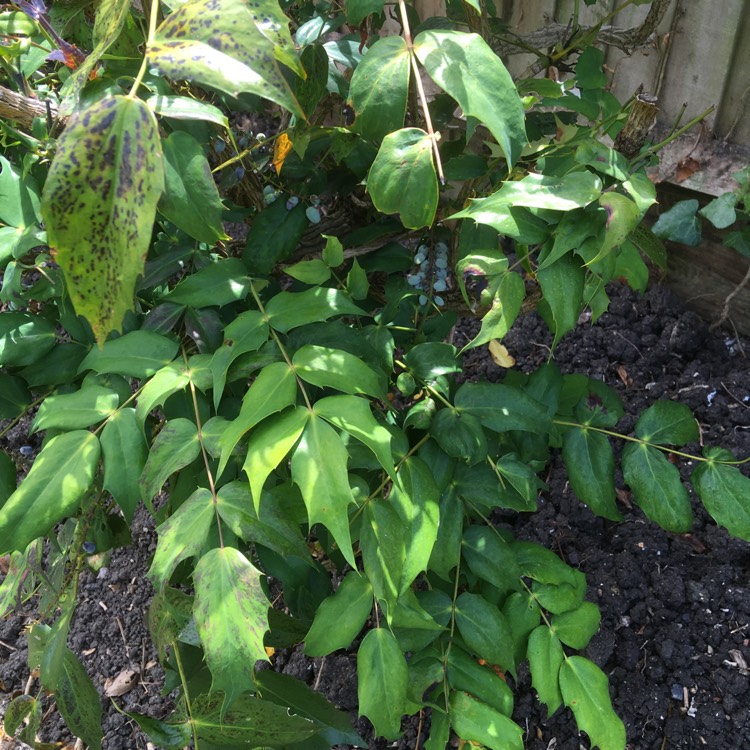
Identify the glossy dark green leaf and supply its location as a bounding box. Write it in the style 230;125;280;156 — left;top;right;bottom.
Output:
265;287;366;333
700;192;737;229
346;0;384;25
0;151;41;229
243;200;308;274
163;258;251;308
159;131;229;244
126;713;191;750
19;342;88;388
430;409;486;465
527;625;563;716
55;649;103;750
414;30;525;166
358;628;408;740
428;486;463;580
360;500;405;608
455;382;552;434
390;589;444;651
136;362;190;426
503;591;541;666
591;192;641;264
305;572;373;656
191;692;317;745
450;203;551;244
79;331;179;378
367;128;437;229
449;690;523;750
0;450;16;506
0;374;30;419
560;656;626;750
3;694;35;737
462;525;522;592
101;408;148;523
194;546;270;715
454;592;515;675
31;385;119;433
403;342;461;380
622;443;692;532
561;426;621;521
350;36;410;143
692;455;750;541
148;488;215;591
145;95;229;128
652;200;701;246
551;600;601;650
291;416;356;566
149;0;303;117
139;418;200;506
630;224;668;270
293;344;386;398
0;312;56;367
0;431;100;555
447;647;514;716
41;96;164;343
575;140;628;181
634;400;699;446
537;253;585;347
285;259;331;285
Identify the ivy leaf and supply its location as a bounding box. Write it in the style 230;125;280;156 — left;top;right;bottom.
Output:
148;0;303;118
413;30;526;166
101;408;148;523
31;385;119;432
291;416;357;567
692;456;750;541
78;330;179;378
0;431;100;555
293;345;386;398
699;192;737;229
552;601;601;649
560;656;626;750
139;418;200;508
159;131;229;244
367;128;438;230
194;547;270;716
349;36;410;143
561;426;621;521
449;690;523;750
633;400;698;446
622;443;692;532
304;572;373;656
527;626;564;716
219;361;297;474
243;406;309;507
41;96;164;343
148;488;215;591
651;200;701;246
357;628;408;740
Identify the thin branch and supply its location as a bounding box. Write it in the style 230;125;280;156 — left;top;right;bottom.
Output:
0;84;58;129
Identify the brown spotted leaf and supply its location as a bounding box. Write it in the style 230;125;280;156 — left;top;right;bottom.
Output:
148;0;303;118
41;96;164;343
193;547;270;717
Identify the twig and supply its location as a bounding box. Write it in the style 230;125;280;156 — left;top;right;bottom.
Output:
0;84;59;129
709;263;750;332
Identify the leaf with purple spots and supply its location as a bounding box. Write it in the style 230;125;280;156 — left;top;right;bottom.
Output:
41;96;164;344
149;0;303;118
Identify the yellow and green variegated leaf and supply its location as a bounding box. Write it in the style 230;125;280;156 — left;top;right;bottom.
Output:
149;0;303;117
41;96;164;343
193;547;270;716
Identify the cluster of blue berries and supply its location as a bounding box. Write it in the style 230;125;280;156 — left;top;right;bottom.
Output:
407;241;450;307
262;189;322;224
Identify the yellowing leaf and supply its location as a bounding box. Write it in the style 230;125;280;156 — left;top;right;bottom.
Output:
488;340;515;368
41;96;164;343
273;133;293;174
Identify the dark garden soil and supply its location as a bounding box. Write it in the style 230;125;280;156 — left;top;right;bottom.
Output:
1;283;749;749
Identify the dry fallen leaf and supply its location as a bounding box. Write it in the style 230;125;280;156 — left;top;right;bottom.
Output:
488;340;516;368
273;132;293;175
104;668;138;697
675;157;701;183
616;365;633;388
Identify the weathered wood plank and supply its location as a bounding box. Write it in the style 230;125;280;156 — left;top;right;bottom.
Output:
714;1;750;143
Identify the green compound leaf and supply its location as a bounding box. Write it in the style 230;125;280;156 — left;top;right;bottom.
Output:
243;406;309;508
0;374;30;419
590;192;641;265
305;572;373;656
346;0;385;25
527;625;564;716
31;385;119;433
388;456;440;594
358;628;408;740
291;416;357;567
462;525;522;593
41;96;164;343
0;451;16;506
561;426;621;521
430;408;487;465
0;312;56;367
265;287;367;333
159;131;229;245
0;431;100;555
455;382;552;434
633;400;699;446
149;0;303;118
285;259;331;285
139;418;200;508
101;408;148;523
163;257;251;308
293;345;386;399
55;649;103;750
367;128;437;230
447;646;514;717
449;690;524;750
125;713;191;750
560;656;626;750
552;601;601;649
537;253;585;347
136;362;190;426
692;457;750;541
413;30;526;167
3;694;35;737
191;692;317;745
622;443;692;532
148;488;215;591
78;330;179;379
360;500;405;609
219;361;296;474
349;36;410;144
145;94;229;128
454;592;516;676
314;394;396;479
194;546;270;716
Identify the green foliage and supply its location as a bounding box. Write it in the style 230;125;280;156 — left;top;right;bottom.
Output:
1;1;748;749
